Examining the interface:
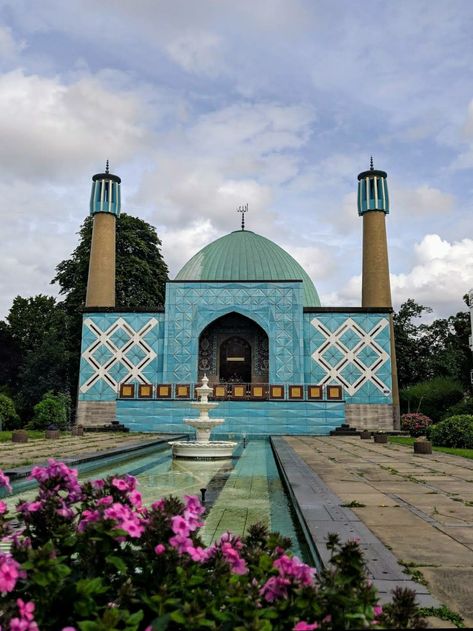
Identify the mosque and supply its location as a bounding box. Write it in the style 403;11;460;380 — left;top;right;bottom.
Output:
77;162;399;435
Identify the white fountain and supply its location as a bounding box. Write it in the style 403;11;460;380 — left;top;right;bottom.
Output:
170;375;237;459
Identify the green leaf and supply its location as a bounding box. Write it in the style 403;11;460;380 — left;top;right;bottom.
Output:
106;554;128;573
76;577;108;596
170;610;186;624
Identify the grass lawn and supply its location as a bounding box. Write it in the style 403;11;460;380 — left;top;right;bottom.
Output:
0;430;47;442
389;435;473;460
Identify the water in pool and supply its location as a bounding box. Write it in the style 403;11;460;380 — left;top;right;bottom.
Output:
5;440;309;559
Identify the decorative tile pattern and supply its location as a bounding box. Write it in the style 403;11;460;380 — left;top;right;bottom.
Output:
309;315;391;400
164;282;304;384
80;316;159;396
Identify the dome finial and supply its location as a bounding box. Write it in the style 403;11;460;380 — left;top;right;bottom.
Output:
370;156;374;171
237;203;248;230
105;159;110;174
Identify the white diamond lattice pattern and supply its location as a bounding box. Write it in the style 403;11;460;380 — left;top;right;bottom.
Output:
311;317;390;396
80;317;158;393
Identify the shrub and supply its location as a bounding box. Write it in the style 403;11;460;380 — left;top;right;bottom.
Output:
401;413;433;437
0;461;426;630
441;397;473;420
427;414;473;448
0;393;21;430
401;377;464;422
28;392;68;431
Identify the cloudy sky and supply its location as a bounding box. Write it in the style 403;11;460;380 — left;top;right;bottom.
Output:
1;0;473;318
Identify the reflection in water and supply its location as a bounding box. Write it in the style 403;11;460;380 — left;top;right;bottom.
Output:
7;441;308;560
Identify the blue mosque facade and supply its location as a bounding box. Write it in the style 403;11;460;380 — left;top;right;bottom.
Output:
77;164;397;435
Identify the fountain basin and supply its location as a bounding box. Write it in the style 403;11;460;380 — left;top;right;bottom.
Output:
170;440;237;459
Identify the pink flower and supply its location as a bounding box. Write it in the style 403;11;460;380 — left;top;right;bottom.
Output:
0;470;12;493
61;628;77;631
77;509;100;532
56;506;74;519
151;499;164;511
186;545;211;563
171;515;191;537
120;519;144;538
184;495;205;516
92;479;105;490
259;576;291;602
293;623;318;630
373;604;383;617
10;619;39;631
97;495;113;506
0;554;21;593
154;544;165;555
273;554;315;586
17;501;42;514
17;599;35;621
0;500;7;514
129;489;142;508
111;478;128;491
169;533;192;554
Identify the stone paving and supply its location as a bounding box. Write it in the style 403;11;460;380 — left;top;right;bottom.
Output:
285;435;473;627
0;433;160;469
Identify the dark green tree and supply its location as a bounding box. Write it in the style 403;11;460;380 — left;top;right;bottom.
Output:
393;299;432;389
5;296;70;418
423;311;471;386
53;213;168;310
0;321;21;395
51;213;169;414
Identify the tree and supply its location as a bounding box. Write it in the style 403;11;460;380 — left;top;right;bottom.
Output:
0;216;168;419
394;299;472;390
4;296;70;418
50;213;169;412
393;299;432;389
0;321;21;395
423;311;472;387
52;213;169;310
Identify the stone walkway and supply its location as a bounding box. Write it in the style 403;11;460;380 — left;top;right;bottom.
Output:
285;436;473;627
0;433;159;469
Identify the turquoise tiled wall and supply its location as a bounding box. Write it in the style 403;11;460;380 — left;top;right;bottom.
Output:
163;282;305;384
78;294;393;424
303;312;393;404
117;399;345;436
79;313;165;401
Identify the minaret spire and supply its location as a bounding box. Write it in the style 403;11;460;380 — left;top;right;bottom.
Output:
357;161;399;428
86;163;121;307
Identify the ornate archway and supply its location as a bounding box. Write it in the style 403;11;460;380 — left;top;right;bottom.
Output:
198;312;269;384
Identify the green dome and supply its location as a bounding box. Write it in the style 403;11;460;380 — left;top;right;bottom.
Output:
175;230;321;307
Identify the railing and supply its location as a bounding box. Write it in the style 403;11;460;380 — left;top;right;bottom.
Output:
117;382;344;402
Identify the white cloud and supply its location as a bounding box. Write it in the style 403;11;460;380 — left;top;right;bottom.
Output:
132;101;316;237
394;185;454;216
334;234;473;317
160;220;219;278
165;32;224;76
0;70;150;179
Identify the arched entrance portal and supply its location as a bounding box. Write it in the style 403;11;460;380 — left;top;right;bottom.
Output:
198;312;269;384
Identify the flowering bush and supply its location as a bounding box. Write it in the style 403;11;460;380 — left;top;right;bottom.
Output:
401;413;433;437
0;461;424;630
427;414;473;448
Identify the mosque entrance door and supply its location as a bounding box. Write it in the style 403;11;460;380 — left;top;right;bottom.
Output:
198;312;269;385
219;337;251;383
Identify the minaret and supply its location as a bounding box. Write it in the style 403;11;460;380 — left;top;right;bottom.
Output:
357;158;400;427
85;161;121;307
